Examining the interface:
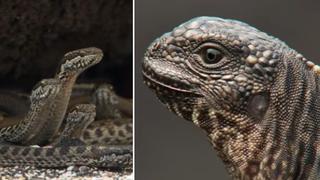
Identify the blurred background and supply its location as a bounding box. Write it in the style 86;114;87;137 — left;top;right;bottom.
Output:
135;0;320;179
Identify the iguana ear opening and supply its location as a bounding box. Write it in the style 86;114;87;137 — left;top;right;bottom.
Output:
247;93;269;122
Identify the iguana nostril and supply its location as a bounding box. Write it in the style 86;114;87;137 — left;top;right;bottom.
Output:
167;44;184;55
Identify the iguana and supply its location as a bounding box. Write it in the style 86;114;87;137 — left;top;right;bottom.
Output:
143;17;320;179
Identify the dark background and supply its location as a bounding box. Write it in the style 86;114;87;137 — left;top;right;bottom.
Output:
136;0;320;179
0;0;132;98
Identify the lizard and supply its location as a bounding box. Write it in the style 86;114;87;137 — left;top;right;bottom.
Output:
142;16;320;179
0;47;132;171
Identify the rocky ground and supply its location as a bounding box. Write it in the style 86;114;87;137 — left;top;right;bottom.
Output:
0;166;133;179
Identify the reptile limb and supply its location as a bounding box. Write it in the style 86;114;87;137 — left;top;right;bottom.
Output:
143;17;320;179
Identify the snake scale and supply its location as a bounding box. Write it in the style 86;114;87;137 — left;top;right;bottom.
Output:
0;47;132;171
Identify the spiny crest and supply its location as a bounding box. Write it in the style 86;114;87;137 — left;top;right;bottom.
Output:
294;53;320;75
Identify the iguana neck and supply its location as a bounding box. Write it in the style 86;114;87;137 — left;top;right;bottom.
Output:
206;52;320;179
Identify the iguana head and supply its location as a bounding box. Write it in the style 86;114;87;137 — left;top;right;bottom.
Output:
142;16;298;177
143;16;284;128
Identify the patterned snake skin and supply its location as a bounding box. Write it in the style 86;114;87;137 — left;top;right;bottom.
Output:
0;47;132;171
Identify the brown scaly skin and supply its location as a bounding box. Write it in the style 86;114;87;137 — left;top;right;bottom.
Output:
0;79;62;143
29;47;104;145
81;118;132;145
58;83;133;145
0;47;103;146
143;17;320;179
0;144;132;169
0;47;132;171
0;83;133;146
52;104;96;146
0;99;132;170
68;83;125;119
66;83;133;145
71;83;133;118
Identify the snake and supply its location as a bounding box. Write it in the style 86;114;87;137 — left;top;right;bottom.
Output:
0;47;132;171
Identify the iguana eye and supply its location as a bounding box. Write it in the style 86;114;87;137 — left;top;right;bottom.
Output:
202;48;223;64
192;43;230;70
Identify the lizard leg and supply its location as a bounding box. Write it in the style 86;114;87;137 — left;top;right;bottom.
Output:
53;104;96;146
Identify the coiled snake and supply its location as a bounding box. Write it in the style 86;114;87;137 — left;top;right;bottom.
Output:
0;47;132;175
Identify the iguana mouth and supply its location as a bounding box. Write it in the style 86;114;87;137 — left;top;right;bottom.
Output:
142;71;198;95
142;60;201;96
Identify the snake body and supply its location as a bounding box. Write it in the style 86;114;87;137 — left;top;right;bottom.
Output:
0;47;132;171
0;79;62;144
0;145;132;169
30;47;104;145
